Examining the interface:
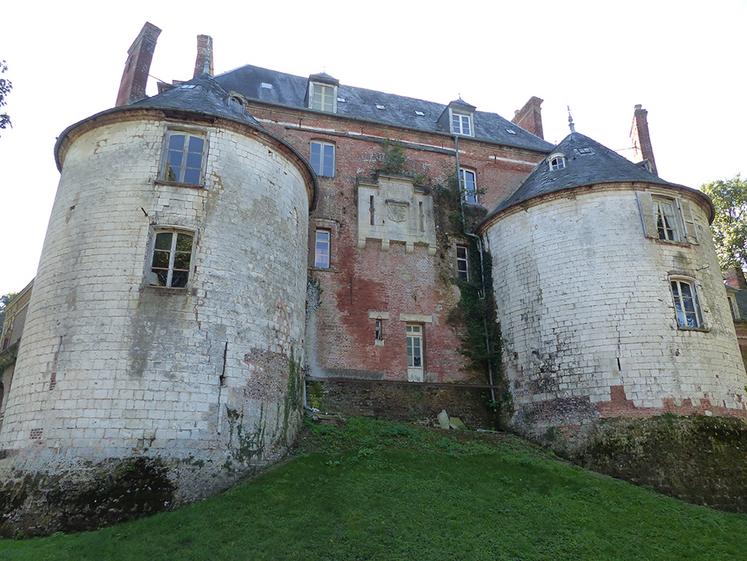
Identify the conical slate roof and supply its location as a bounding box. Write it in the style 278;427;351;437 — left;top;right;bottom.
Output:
132;74;262;128
484;132;684;220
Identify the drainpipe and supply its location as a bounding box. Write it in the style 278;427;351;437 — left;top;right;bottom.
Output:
453;135;497;404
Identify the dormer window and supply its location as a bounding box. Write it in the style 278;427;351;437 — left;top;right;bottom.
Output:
451;112;473;136
309;82;337;113
548;153;566;171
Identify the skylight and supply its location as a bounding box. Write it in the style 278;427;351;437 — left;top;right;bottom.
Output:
415;111;425;116
260;82;273;89
506;128;517;135
575;147;593;155
376;104;385;110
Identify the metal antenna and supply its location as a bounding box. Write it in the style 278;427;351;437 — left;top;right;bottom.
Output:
567;106;576;133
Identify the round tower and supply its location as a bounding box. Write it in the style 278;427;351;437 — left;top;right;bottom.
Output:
480;132;747;438
0;77;316;534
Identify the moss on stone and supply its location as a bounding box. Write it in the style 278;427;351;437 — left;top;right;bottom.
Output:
574;414;747;512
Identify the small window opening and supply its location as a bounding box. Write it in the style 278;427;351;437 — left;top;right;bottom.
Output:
310;141;335;177
654;198;679;241
369;195;375;226
549;155;566;171
671;279;703;329
150;231;194;288
314;229;331;269
406;324;424;368
309;82;336;112
375;319;384;342
415;110;425;116
376;104;385;110
456;244;469;281
506;128;517;135
161;131;206;185
459;168;478;204
419;202;424;232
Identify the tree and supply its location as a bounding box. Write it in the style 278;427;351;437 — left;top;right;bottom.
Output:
0;59;12;133
0;293;15;333
701;175;747;283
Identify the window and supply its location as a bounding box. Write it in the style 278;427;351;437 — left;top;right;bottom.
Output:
456;244;469;281
310;141;335;177
728;294;740;320
653;197;680;241
406;324;423;368
160;131;206;185
459;168;478;204
375;319;384;342
309;82;336;112
149;230;194;288
670;279;703;329
451;112;473;136
314;229;331;269
549;154;566;171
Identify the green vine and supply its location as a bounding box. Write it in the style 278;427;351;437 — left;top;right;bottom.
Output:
366;148;512;427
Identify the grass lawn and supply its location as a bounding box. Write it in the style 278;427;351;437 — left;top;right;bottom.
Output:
1;417;746;560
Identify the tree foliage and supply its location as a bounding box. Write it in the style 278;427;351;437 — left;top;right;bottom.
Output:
0;293;16;332
0;59;12;133
701;175;747;274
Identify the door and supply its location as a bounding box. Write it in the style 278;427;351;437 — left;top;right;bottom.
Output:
406;323;424;382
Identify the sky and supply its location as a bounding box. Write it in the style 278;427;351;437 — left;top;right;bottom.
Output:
1;0;746;295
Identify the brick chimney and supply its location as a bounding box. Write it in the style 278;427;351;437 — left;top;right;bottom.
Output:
630;104;657;175
511;96;544;139
193;35;214;78
116;22;161;107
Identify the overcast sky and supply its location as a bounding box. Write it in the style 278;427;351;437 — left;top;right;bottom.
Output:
1;0;745;295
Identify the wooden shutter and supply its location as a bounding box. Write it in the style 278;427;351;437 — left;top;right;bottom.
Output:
680;199;699;244
636;192;657;238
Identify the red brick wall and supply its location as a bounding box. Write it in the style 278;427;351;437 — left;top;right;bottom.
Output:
247;102;546;382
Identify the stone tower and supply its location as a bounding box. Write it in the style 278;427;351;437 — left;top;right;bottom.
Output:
0;51;316;533
480;132;747;438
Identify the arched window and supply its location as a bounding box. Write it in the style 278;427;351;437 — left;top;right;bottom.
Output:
548;153;566;171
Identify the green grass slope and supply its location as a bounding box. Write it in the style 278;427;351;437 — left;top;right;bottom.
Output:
2;418;746;561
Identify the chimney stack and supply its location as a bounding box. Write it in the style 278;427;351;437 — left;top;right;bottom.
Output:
511;96;544;139
193;35;214;78
116;22;161;107
630;104;657;175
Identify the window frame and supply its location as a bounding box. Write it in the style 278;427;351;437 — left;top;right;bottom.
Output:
548;153;566;171
158;129;208;187
309;82;337;113
309;140;336;178
148;228;196;289
670;277;705;330
653;196;681;242
405;323;424;369
314;229;331;269
456;244;470;281
450;110;473;136
459;168;478;204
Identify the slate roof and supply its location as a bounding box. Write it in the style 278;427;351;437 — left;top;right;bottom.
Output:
132;74;262;128
214;64;554;153
484;131;691;220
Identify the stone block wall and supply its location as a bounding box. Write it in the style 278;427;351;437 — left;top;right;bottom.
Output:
484;184;747;436
306;377;496;429
0;112;311;534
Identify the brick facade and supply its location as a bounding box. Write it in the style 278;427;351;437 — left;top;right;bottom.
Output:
242;101;546;383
